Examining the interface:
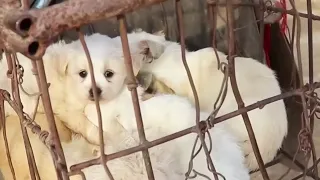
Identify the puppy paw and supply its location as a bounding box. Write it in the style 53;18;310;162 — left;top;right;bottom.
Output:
141;93;155;101
136;71;153;90
91;144;101;156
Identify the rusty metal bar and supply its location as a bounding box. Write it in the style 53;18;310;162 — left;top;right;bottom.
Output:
118;15;155;180
6;52;37;180
306;0;316;140
33;59;69;180
77;30;114;180
288;0;304;88
175;0;219;179
2;0;21;9
0;91;16;180
68;171;86;180
2;0;171;58
1;89;47;138
70;124;197;172
12;53;42;180
3;12;34;37
2;86;57;180
300;91;319;179
21;0;30;10
0;4;44;59
0;0;319;179
208;2;320;20
5;0;170;43
29;61;63;180
207;4;217;48
258;0;265;54
292;157;320;179
225;0;269;179
207;3;224;71
70;82;320;172
1;0;319;59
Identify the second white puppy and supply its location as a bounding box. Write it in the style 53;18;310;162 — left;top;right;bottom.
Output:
64;134;182;180
85;91;250;180
112;31;288;170
83;41;250;179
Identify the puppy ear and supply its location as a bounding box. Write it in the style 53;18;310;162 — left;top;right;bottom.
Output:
130;40;165;76
62;60;69;75
57;58;69;77
138;40;165;60
153;30;165;37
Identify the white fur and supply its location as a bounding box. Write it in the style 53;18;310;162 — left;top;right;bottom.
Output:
0;33;139;145
111;31;288;170
85;87;250;180
64;134;183;180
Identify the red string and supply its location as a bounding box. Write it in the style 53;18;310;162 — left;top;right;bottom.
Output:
263;0;287;67
276;0;288;34
264;24;272;67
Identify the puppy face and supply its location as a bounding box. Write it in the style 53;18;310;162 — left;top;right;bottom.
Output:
66;53;127;103
62;33;153;103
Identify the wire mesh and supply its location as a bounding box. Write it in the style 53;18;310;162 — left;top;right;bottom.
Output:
0;0;320;179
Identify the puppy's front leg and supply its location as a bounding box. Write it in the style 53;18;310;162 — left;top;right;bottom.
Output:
59;112;103;146
84;119;104;146
136;71;175;101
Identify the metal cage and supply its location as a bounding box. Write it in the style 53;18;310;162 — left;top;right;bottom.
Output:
0;0;320;179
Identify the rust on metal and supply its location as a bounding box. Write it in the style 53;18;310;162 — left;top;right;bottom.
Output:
1;0;320;179
118;15;155;180
0;10;45;59
5;52;39;180
5;0;169;42
175;0;219;179
3;12;34;37
33;59;70;180
77;30;115;180
70;82;320;174
0;90;17;180
225;0;269;179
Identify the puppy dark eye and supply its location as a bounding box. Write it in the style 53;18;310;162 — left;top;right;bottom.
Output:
79;70;87;78
104;70;114;78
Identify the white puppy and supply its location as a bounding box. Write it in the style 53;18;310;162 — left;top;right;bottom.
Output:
65;134;183;180
0;112;181;180
0;33;141;145
82;40;250;179
111;31;288;170
85;92;250;180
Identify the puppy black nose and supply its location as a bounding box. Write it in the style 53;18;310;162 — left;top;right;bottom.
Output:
89;87;102;98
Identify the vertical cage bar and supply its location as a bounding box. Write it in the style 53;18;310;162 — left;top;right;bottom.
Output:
288;0;303;87
300;92;318;179
6;52;37;180
306;0;314;87
208;2;218;48
12;53;42;180
225;0;269;179
30;61;64;180
306;0;316;143
118;15;155;180
77;30;115;180
258;0;265;53
0;90;16;180
175;1;219;179
34;59;69;180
